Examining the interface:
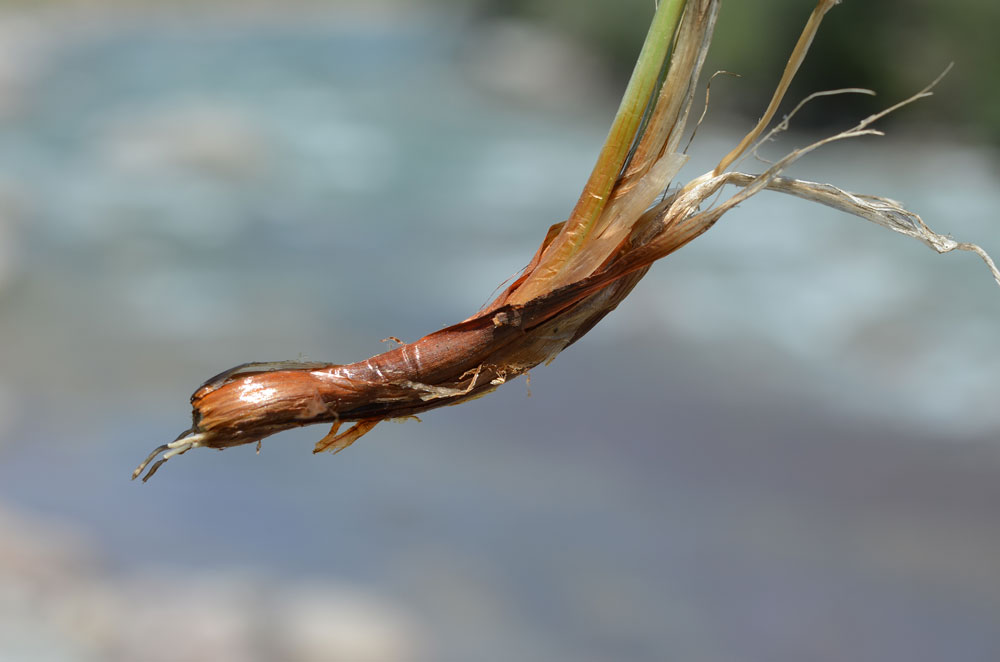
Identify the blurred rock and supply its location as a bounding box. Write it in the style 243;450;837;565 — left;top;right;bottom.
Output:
0;503;421;662
274;585;419;662
0;15;50;120
460;18;613;109
0;505;105;661
100;103;267;180
0;180;24;292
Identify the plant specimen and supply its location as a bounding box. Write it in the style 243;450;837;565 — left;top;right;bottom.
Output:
134;0;997;482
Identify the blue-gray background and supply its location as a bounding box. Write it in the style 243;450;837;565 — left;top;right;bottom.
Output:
0;2;998;661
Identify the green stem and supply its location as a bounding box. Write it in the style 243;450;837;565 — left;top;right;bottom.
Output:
531;0;687;280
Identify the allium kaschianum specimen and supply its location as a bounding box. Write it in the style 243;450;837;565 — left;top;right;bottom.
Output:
134;0;998;481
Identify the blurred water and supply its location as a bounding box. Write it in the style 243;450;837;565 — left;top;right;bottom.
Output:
0;7;999;662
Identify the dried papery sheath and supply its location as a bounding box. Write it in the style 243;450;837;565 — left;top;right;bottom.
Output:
134;0;997;481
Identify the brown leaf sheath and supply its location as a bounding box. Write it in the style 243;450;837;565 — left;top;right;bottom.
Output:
132;214;697;481
133;181;724;481
187;259;650;450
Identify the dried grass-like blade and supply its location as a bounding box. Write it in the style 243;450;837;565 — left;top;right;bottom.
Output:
714;0;841;175
729;173;1000;286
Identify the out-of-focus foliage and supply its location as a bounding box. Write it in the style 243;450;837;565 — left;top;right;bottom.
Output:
1;0;994;140
466;0;1000;144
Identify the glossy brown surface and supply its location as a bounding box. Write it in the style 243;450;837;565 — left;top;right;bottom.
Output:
131;186;717;482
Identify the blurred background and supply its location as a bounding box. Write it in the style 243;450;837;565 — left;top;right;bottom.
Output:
0;1;998;660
